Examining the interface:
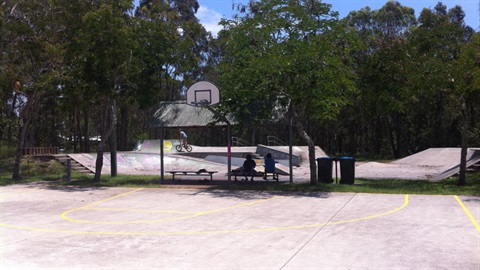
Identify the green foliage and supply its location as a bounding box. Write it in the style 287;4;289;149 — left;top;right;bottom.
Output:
19;159;64;175
134;132;150;141
218;0;361;184
333;1;479;160
0;146;15;160
219;0;358;125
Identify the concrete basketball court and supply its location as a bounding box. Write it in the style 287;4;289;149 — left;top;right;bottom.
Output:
1;183;479;269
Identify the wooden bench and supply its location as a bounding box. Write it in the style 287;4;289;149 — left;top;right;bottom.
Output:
230;168;279;182
167;170;218;181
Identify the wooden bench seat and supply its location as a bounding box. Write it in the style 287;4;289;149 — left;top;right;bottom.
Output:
167;170;218;181
230;168;279;182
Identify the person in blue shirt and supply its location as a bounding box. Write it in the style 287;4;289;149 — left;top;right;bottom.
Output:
263;153;277;180
179;129;188;146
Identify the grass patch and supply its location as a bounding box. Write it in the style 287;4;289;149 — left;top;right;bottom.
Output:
0;156;83;185
59;173;480;196
1;156;479;196
62;175;161;188
210;176;480;196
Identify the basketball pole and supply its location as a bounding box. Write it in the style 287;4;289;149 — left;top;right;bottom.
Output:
160;127;165;182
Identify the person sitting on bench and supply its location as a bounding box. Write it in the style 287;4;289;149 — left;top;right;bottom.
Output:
263;153;277;180
242;154;257;181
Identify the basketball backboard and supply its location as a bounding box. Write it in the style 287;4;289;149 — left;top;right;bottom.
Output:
186;81;220;106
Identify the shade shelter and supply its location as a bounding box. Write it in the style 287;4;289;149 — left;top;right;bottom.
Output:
150;101;294;183
150;101;234;181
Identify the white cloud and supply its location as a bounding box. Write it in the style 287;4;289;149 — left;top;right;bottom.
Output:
197;6;224;37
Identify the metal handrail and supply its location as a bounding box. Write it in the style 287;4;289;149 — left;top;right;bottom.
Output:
267;135;286;146
231;137;249;146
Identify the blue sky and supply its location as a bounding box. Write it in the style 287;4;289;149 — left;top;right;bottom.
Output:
133;1;479;36
195;0;479;36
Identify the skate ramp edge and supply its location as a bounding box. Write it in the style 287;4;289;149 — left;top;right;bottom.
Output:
133;139;180;153
431;148;480;180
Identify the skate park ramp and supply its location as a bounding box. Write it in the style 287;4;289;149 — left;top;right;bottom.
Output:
66;141;325;180
356;148;480;181
67;140;480;181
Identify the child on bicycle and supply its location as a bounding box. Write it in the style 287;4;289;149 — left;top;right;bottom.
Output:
179;129;188;146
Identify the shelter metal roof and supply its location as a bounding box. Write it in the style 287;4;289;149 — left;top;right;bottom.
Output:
150;101;234;128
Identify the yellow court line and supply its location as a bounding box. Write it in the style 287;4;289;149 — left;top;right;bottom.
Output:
0;194;409;235
60;188;144;223
454;195;480;233
61;191;281;224
87;207;199;214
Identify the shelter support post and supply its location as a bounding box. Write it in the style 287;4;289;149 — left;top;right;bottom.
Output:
160;127;165;182
110;99;117;177
289;115;293;184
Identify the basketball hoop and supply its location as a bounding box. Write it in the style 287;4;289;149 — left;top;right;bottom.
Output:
190;99;211;107
186;81;220;106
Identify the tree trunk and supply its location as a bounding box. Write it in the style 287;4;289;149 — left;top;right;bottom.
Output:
458;97;468;186
384;116;398;158
72;108;78;153
293;111;318;185
93;102;116;182
12;119;29;180
12;92;43;180
93;141;106;181
7;92;19;142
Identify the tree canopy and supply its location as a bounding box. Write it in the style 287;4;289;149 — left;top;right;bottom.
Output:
218;0;358;183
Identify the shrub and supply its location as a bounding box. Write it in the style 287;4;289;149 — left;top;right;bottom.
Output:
0;145;16;159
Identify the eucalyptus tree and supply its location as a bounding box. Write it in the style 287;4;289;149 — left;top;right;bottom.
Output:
451;32;480;185
134;0;208;102
409;3;474;185
0;4;20;145
55;1;105;153
344;1;416;158
65;0;135;181
1;0;68;180
218;0;358;184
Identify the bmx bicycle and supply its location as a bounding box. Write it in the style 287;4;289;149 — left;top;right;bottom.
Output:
176;143;192;152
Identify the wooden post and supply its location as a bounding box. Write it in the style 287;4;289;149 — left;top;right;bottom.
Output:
66;159;71;181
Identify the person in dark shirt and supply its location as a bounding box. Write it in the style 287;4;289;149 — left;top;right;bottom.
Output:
242;154;256;181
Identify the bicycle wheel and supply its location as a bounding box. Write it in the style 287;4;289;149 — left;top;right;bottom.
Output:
175;145;182;152
185;144;193;152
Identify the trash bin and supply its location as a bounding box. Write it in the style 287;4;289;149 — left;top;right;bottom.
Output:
317;157;334;183
339;156;356;184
